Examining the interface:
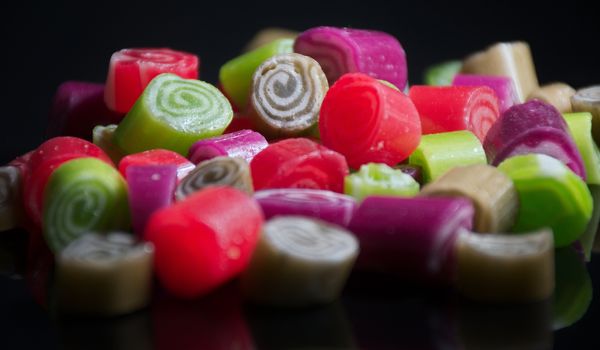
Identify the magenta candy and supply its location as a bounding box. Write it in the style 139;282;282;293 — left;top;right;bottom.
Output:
254;188;357;228
294;26;408;90
188;129;268;165
452;74;519;113
484;100;586;179
348;196;475;284
126;165;177;235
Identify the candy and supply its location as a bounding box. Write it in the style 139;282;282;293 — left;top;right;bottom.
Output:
144;187;263;299
43;158;130;252
92;124;125;164
104;48;199;114
47;81;123;139
527;83;575;113
348;196;474;283
409;85;500;142
420;164;518;233
220;39;294;110
248;53;328;138
394;164;423;184
423;60;462;86
188;129;268;164
461;41;539;101
127;165;177;235
497;154;592;247
484;100;586;179
451;74;519;114
175;156;253;200
118;149;194;182
578;185;600;261
319;73;421;169
563;112;600;184
254;188;357;228
56;232;154;316
571;86;600;143
408;130;486;183
344;163;420;201
454;228;554;302
250;138;348;193
294;26;408;90
241;216;358;307
244;28;298;52
553;246;592;330
0;166;23;231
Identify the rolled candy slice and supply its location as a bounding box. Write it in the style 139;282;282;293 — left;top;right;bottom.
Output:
484;100;586;179
241;216;358;307
454;228;554;302
452;74;519;114
498;154;592;247
563;112;600;184
118;149;194;182
144;186;264;299
571;86;600;143
127;165;177;235
248;53;329;138
220;39;294;110
92;124;125;164
250;138;349;193
408;130;486;183
527;83;575;113
254;188;357;228
348;196;475;284
175;156;253;200
294;26;408;90
423;60;462;86
461;41;539;101
409;85;500;142
319;73;421;169
114;73;233;155
188;129;268;165
344;163;420;202
43;158;130;252
420;164;518;233
104;48;199;114
56;232;154;316
553;246;592;330
394;164;423;184
0;166;23;231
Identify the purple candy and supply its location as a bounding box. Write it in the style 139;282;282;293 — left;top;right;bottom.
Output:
188;129;268;165
294;26;408;90
348;196;474;284
484;100;586;179
126;165;177;235
395;164;423;185
452;74;520;113
254;188;357;228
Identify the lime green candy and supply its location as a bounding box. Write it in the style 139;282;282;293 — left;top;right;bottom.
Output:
43;158;130;253
497;154;593;247
114;73;233;156
578;185;600;261
563;112;600;184
423;60;462;86
344;163;419;201
220;39;294;109
408;130;486;183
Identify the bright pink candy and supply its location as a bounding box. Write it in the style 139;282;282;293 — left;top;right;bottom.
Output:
452;74;520;113
118;149;195;182
188;129;268;165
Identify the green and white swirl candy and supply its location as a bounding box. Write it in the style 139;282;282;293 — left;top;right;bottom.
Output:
114;73;233;155
43;158;130;253
0;166;23;231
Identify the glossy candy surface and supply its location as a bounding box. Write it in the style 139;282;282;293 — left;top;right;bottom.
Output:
344;163;420;201
452;74;519;114
188;129;268;165
118;149;194;182
563;112;600;184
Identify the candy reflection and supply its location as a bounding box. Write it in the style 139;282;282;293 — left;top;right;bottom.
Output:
553;246;592;330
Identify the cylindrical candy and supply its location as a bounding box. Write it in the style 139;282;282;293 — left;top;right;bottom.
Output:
118;149;195;182
92;124;126;164
188;129;268;165
144;187;264;299
241;216;358;307
423;60;462;86
43;158;130;252
344;163;420;202
452;74;519;114
113;73;233;155
248;53;329;138
571;86;600;144
409;85;500;142
254;188;357;228
294;26;408;90
244;28;298;52
0;166;23;231
104;48;199;114
563;112;600;184
319;73;421;169
527;83;575;113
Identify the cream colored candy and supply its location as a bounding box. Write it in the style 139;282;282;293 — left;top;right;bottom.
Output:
571;86;600;144
527;82;576;113
244;28;299;52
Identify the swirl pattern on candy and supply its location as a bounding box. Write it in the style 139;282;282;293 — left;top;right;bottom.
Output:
452;74;519;114
0;166;23;231
114;73;233;155
249;53;328;138
294;26;408;90
188;129;268;165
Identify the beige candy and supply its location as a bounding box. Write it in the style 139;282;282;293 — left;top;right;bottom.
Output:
92;124;125;164
571;86;600;144
527;82;576;113
244;28;298;52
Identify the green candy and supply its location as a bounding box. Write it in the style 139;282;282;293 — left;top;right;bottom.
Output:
114;73;233;155
423;60;462;86
497;154;593;247
344;163;419;201
219;39;294;109
553;247;592;330
563;112;600;184
43;158;130;253
578;185;600;261
408;130;486;183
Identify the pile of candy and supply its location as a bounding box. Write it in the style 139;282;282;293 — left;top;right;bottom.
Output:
1;26;600;317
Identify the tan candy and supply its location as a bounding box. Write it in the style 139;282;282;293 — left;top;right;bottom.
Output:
244;28;299;52
527;83;576;113
571;86;600;144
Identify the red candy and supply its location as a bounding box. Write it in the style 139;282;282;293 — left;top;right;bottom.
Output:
104;48;199;114
118;149;195;181
144;187;264;299
319;73;421;169
250;138;349;193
